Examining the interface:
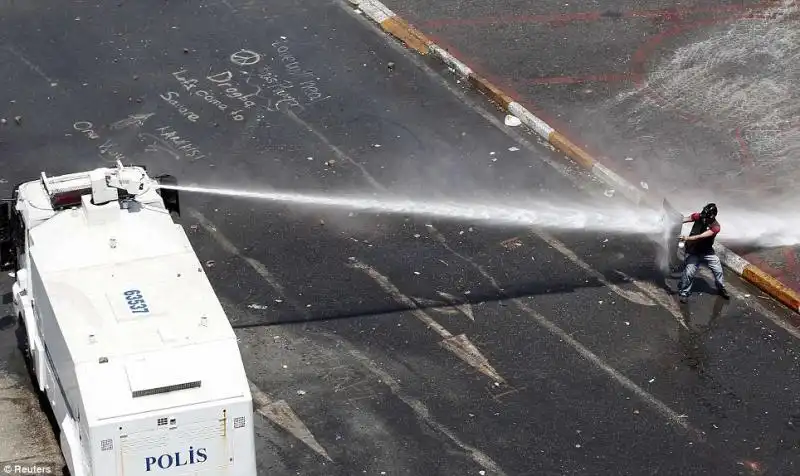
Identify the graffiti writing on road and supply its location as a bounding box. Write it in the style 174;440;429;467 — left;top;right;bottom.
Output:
269;39;331;105
110;113;155;130
73;121;130;163
160;91;201;123
141;125;207;162
230;49;261;66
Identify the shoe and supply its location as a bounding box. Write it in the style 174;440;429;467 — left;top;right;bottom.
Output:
718;287;730;299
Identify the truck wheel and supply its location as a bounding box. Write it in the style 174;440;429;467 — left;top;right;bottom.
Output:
16;315;38;384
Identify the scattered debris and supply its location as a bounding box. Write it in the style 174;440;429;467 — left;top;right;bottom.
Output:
205;260;215;267
296;390;307;396
640;181;649;190
247;304;269;310
0;118;6;125
387;61;395;71
275;299;283;303
373;144;381;148
14;116;22;125
504;114;521;127
413;271;420;275
307;156;314;160
508;146;520;151
625;157;634;161
500;237;523;249
604;189;615;197
183;48;189;54
648;378;655;383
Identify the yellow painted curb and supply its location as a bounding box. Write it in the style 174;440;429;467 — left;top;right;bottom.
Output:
380;17;431;55
350;0;800;316
743;265;800;312
467;75;513;109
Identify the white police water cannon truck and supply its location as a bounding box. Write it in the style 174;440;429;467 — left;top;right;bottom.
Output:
0;161;257;476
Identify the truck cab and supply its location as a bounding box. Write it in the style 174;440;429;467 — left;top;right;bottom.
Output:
0;163;256;476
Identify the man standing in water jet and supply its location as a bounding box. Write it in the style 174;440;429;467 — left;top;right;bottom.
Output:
677;203;730;303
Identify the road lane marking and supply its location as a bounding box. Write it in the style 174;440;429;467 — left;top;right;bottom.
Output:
249;382;332;462
189;209;333;460
429;232;703;439
613;269;691;331
347;257;506;383
347;348;509;476
533;231;656;307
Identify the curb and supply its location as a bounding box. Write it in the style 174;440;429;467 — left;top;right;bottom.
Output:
348;0;800;315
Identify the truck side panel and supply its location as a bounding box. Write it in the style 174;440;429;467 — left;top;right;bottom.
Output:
30;256;84;426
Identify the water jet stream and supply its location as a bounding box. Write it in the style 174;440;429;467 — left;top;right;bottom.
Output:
158;184;800;248
160;184;668;235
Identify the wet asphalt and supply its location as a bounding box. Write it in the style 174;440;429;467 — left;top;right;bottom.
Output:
0;0;799;475
379;0;800;294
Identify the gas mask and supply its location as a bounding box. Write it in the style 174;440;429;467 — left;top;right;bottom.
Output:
699;203;718;223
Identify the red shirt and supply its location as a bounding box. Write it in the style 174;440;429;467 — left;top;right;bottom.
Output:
690;212;721;234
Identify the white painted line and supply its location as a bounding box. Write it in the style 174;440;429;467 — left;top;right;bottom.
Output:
511;297;699;434
5;45;57;86
188;208;289;297
437;291;475;321
286;110;387;192
533;231;656;307
507;102;554;139
613;270;690;331
347;258;505;383
727;284;800;340
347;348;509;476
249;382;332;461
348;258;452;338
430;231;701;437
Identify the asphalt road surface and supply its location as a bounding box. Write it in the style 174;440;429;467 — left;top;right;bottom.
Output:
0;1;799;475
380;0;800;294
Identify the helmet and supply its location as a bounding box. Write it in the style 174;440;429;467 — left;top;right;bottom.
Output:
700;203;717;221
